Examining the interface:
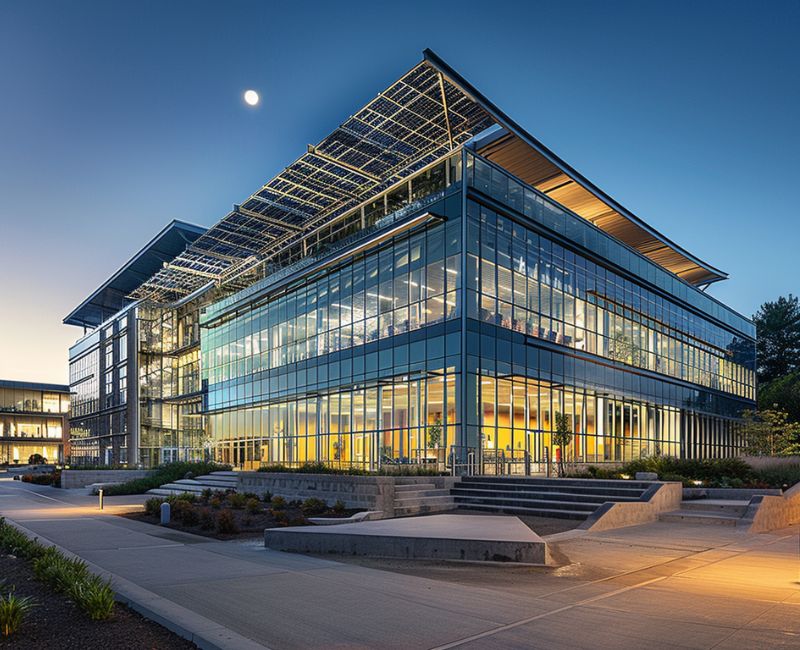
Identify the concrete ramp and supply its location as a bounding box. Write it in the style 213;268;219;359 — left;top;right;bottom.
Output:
265;514;549;564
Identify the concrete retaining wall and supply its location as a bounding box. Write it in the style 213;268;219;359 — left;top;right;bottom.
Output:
61;469;154;489
579;482;683;532
237;472;457;517
745;482;800;533
683;487;782;500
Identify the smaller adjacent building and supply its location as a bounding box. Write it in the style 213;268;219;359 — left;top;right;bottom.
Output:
0;380;70;465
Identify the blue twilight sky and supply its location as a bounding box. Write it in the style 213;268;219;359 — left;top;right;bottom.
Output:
0;1;798;384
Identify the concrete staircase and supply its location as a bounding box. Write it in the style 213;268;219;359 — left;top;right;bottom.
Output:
451;476;654;520
659;499;750;526
147;471;239;497
392;483;455;517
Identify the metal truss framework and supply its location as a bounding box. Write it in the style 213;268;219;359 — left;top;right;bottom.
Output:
131;58;494;301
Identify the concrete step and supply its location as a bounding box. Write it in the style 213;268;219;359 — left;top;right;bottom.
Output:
394;495;454;508
659;510;741;526
453;494;599;513
680;500;749;516
451;487;641;504
195;474;238;485
460;477;656;490
394;483;436;493
456;503;590;520
454;482;646;498
393;502;456;517
395;489;451;499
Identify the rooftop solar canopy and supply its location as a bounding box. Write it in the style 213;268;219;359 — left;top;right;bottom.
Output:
128;49;726;303
63;220;206;328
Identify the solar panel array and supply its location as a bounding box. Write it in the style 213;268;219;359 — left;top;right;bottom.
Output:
130;60;495;302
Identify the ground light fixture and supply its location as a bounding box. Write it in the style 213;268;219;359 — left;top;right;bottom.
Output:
243;89;260;106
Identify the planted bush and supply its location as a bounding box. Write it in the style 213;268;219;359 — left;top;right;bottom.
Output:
300;498;327;516
216;510;238;534
144;497;164;517
227;493;246;509
245;497;261;515
71;574;115;620
0;589;36;638
270;495;286;510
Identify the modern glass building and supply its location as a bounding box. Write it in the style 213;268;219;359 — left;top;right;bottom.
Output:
66;50;756;472
0;380;70;465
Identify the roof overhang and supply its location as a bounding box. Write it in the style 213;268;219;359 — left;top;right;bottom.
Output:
126;50;726;303
423;49;727;286
63;220;206;328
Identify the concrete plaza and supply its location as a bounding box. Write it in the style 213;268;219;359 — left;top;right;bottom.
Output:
1;473;798;649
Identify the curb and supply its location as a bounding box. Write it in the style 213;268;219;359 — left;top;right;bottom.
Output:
3;517;270;650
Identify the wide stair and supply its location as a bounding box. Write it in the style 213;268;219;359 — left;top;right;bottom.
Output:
147;471;239;497
392;483;455;517
659;499;750;526
451;476;654;520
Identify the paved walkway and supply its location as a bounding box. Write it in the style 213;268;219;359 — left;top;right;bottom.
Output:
1;474;798;649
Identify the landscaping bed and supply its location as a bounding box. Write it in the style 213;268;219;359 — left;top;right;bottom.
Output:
122;490;363;540
571;456;800;490
0;521;195;649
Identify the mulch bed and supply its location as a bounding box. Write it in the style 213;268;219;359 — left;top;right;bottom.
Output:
122;495;362;540
0;553;196;649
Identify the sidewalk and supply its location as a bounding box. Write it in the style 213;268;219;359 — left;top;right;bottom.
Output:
1;476;798;649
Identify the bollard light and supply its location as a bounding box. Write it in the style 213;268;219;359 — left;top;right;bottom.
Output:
160;501;171;526
98;488;104;510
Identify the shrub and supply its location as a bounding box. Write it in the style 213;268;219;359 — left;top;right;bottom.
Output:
0;589;36;637
288;515;307;526
72;575;115;620
27;453;46;465
262;491;273;503
179;505;200;527
272;510;289;524
245;498;261;515
216;510;239;534
21;473;56;485
227;493;246;509
333;499;346;514
200;488;213;503
209;496;222;509
242;492;259;501
301;498;327;516
270;495;286;510
144;497;164;517
33;549;90;593
199;508;215;530
752;464;800;490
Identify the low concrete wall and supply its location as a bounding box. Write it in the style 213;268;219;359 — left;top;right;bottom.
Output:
683;487;782;500
744;482;800;533
579;482;683;532
61;469;154;489
237;472;456;517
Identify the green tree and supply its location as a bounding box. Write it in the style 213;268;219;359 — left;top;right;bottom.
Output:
753;294;800;383
552;412;572;477
759;371;800;423
426;417;442;449
740;409;800;456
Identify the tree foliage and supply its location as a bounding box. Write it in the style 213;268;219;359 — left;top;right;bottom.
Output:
552;412;572;477
753;294;800;383
740;409;800;456
759;371;800;423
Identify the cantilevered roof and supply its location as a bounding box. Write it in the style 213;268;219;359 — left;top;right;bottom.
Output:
63;220;206;328
129;49;726;302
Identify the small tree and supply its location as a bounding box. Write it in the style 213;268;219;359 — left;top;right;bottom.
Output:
27;453;46;465
741;409;800;456
427;417;442;450
552;412;572;477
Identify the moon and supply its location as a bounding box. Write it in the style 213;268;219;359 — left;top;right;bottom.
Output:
243;89;260;106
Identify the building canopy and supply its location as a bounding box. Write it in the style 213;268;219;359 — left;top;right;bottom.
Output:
101;50;725;306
